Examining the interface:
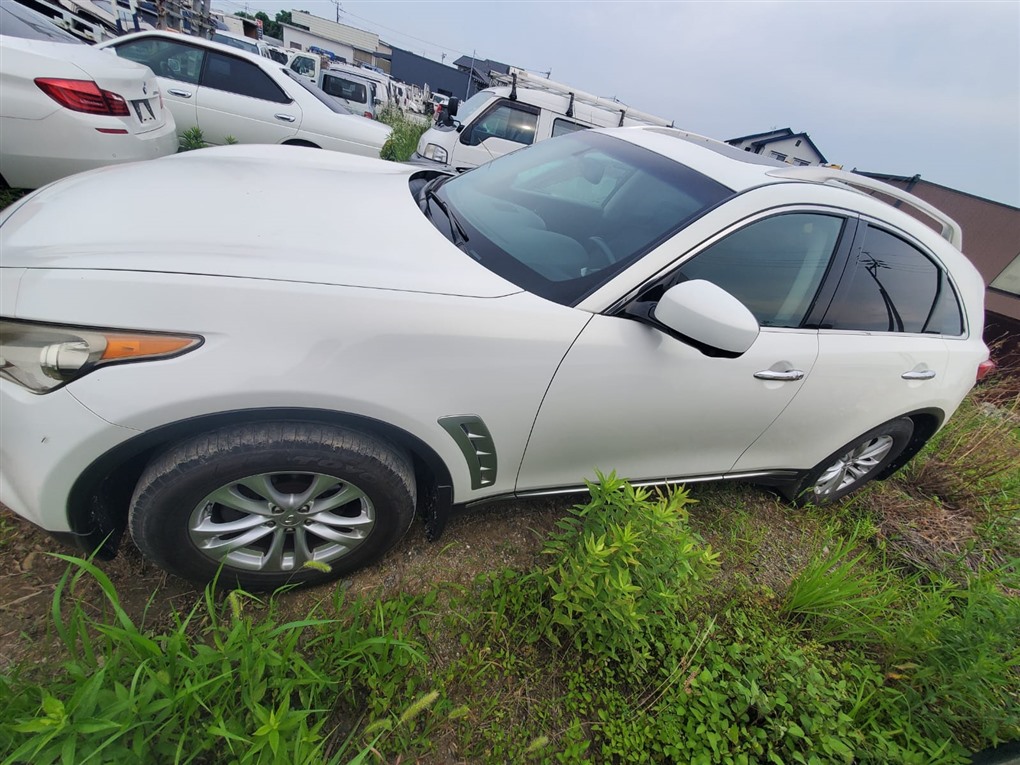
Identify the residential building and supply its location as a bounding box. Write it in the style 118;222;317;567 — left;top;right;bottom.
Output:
727;128;826;166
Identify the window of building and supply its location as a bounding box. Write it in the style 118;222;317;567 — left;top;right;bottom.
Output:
674;213;845;328
794;158;811;166
795;139;802;147
822;226;963;335
770;151;788;162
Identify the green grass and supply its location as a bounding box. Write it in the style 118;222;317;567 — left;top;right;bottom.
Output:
376;106;431;162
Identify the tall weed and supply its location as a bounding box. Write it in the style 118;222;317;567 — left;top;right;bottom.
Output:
0;556;426;764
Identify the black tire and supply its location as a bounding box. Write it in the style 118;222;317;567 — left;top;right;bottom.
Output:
128;422;416;590
781;417;914;506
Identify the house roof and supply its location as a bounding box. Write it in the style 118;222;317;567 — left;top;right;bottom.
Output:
453;55;511;81
726;127;794;144
726;128;827;164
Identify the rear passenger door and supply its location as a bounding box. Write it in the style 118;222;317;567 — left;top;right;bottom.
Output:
732;220;961;472
195;51;300;145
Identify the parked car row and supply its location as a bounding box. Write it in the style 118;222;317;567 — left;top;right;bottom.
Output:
0;4;391;189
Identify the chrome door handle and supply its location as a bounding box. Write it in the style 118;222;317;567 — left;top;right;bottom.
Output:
902;369;936;380
167;89;192;98
754;369;805;381
274;113;296;122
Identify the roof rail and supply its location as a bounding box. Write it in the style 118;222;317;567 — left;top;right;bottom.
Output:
489;70;672;128
766;166;963;249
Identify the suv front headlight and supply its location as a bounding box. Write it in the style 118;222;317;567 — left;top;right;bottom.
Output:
0;319;202;394
422;143;448;164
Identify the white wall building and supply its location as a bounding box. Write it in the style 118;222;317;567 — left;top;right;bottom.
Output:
280;10;386;70
727;128;827;166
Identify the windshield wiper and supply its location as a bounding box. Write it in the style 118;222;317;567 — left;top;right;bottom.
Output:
425;187;470;249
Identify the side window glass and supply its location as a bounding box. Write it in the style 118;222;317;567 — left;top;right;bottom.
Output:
115;39;203;84
323;76;367;104
552;119;589;138
823;226;963;335
463;104;538;146
676;213;844;328
290;56;315;77
201;52;289;103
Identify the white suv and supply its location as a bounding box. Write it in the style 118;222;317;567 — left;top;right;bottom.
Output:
0;128;991;589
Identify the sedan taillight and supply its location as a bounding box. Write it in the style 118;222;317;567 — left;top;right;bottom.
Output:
34;78;131;116
364;111;374;119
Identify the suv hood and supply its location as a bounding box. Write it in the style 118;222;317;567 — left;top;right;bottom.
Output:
0;145;520;298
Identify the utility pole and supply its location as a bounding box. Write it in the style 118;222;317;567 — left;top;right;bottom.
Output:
331;0;342;23
465;49;475;99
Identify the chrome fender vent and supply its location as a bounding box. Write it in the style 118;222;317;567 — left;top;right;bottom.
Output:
438;415;497;489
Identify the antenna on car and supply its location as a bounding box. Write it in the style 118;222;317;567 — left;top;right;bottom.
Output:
566;92;575;118
618;109;626;127
509;73;518;101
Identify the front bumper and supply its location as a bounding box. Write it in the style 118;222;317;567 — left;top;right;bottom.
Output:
0;381;139;536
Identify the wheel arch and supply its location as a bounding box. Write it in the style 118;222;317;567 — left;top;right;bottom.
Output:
874;407;944;481
66;408;455;559
281;139;320;148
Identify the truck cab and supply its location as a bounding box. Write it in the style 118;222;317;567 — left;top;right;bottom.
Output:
414;71;672;172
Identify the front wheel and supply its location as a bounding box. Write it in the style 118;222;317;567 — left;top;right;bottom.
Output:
128;422;416;590
781;417;914;506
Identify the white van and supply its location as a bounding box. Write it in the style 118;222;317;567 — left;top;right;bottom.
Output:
414;71;672;171
320;69;380;119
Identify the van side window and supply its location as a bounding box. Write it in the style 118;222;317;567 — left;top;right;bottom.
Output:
552;119;588;138
290;56;316;77
461;102;539;147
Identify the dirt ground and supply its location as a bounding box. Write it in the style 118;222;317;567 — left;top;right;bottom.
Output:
0;496;577;668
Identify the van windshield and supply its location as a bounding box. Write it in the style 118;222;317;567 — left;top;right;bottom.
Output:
452;91;492;123
422;131;732;305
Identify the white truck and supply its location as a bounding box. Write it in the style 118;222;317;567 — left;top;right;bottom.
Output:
414;71;673;171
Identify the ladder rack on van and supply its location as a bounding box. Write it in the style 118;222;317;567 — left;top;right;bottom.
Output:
490;71;673;128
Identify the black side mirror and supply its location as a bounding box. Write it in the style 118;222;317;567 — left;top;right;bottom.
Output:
447;97;459;117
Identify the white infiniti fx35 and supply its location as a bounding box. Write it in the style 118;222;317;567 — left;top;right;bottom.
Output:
0;128;992;589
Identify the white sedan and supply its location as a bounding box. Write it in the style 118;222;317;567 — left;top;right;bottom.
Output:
0;128;991;590
97;31;391;157
0;2;177;189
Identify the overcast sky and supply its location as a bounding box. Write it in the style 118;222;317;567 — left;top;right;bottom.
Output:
220;1;1020;206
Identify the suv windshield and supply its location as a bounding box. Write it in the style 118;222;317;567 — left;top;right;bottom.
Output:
423;131;732;305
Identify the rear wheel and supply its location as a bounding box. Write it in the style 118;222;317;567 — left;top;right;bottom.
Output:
128;422;416;590
782;417;914;506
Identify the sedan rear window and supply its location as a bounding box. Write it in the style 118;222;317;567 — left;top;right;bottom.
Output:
425;131;732;305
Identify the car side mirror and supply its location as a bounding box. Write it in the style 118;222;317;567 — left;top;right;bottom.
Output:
652;280;759;354
447;97;459;117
